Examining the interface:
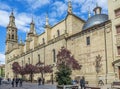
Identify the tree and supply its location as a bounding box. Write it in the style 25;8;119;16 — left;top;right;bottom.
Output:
36;60;53;79
56;47;82;85
19;67;26;79
12;62;21;77
12;62;26;78
24;63;37;82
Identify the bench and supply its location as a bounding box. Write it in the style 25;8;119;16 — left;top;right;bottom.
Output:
111;82;120;88
85;86;100;89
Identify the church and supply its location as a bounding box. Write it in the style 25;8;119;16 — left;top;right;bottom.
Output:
5;0;120;84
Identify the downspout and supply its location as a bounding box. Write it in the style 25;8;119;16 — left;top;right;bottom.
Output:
104;24;108;84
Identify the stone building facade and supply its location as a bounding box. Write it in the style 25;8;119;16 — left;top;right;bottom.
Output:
5;0;120;84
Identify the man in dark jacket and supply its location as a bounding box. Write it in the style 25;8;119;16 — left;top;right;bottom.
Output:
80;76;85;89
11;78;15;87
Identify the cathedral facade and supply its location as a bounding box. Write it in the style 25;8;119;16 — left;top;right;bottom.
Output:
5;0;120;84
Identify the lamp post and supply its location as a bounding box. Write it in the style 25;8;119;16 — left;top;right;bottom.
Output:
51;64;54;84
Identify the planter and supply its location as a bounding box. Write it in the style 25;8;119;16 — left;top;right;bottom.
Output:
57;85;79;89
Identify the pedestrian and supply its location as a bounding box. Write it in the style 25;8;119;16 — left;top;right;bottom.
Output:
42;78;45;85
0;77;2;85
15;78;19;87
19;78;23;87
11;78;15;87
7;78;10;82
38;77;41;85
80;76;86;89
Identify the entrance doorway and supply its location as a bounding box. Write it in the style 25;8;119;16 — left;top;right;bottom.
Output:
118;66;120;79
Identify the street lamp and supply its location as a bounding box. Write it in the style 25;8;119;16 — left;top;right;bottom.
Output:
51;64;54;84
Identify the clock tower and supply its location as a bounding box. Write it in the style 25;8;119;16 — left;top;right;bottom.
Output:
6;11;18;52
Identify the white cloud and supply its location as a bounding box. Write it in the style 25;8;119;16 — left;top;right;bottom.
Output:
15;13;31;32
18;0;50;10
0;9;32;32
0;53;5;64
80;0;108;14
0;0;108;33
0;2;11;11
52;1;67;17
0;10;9;27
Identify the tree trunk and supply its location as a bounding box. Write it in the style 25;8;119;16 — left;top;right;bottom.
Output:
41;72;43;79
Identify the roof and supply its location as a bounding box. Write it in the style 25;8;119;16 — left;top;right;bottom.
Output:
51;13;85;28
82;14;108;30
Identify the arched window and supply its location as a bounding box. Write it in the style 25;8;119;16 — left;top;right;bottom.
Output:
57;30;60;37
42;38;45;44
38;54;40;62
12;34;14;39
53;49;56;62
28;58;30;64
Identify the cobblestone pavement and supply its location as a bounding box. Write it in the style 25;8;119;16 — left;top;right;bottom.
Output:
0;83;56;89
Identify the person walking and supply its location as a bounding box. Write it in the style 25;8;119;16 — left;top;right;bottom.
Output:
15;78;19;87
80;76;86;89
11;78;15;87
19;78;23;87
38;77;41;85
42;78;45;85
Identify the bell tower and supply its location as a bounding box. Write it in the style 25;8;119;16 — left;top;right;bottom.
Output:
6;11;18;52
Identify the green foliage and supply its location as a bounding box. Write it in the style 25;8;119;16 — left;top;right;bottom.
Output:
56;47;82;85
55;63;72;85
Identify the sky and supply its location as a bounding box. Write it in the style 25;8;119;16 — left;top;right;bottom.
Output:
0;0;108;64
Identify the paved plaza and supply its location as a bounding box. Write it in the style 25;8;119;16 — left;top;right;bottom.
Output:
0;82;113;89
0;83;56;89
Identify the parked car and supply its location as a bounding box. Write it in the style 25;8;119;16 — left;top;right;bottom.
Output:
1;79;10;84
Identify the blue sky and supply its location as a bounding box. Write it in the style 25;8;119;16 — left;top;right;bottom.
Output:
0;0;108;64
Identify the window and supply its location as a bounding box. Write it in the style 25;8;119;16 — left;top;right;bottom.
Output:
38;54;40;62
115;8;120;17
116;25;120;34
12;34;14;39
86;36;90;45
117;46;120;55
57;30;60;37
53;49;56;62
42;38;45;44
